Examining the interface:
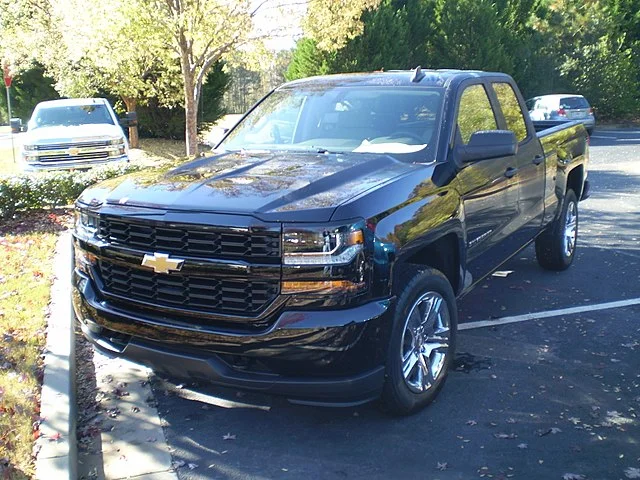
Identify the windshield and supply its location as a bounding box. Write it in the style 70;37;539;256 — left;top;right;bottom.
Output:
29;104;115;129
220;85;444;159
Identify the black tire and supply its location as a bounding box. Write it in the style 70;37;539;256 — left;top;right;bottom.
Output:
381;267;458;415
535;189;578;271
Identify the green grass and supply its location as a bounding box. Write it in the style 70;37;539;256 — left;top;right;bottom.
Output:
0;210;70;479
0;143;21;176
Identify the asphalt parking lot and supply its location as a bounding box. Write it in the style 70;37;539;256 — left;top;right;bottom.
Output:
102;129;640;480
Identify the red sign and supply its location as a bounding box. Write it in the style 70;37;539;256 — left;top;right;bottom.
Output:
2;63;12;88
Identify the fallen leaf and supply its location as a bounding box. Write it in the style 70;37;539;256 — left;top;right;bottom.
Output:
466;420;478;426
436;462;448;471
223;433;236;440
492;270;514;278
625;467;640;479
494;433;518;439
562;474;585;480
49;432;62;442
188;463;198;470
517;443;528;449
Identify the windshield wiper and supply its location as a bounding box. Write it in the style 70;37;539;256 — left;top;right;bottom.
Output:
310;146;345;154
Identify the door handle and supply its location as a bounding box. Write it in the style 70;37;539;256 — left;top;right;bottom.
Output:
504;167;518;178
533;155;544;165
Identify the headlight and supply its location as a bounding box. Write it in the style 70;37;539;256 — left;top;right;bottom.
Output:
22;144;37;151
108;137;125;146
74;209;99;237
283;223;364;265
281;221;369;296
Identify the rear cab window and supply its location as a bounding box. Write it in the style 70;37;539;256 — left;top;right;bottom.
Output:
492;82;528;142
560;97;590;109
456;84;498;144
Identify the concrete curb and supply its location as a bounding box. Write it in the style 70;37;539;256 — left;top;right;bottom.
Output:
596;123;640;130
35;232;77;480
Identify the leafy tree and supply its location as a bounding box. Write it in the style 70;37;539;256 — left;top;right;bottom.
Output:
332;0;413;72
133;0;260;155
200;62;231;123
302;0;382;51
537;0;639;117
285;39;333;81
44;0;182;147
0;64;59;123
430;0;514;73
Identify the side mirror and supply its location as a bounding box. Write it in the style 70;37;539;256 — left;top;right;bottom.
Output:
206;126;230;147
119;111;138;128
9;118;22;134
458;130;517;163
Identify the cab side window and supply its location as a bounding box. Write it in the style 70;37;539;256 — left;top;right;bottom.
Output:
457;84;498;144
493;82;528;142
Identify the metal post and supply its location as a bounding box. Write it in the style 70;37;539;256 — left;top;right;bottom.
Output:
5;85;15;163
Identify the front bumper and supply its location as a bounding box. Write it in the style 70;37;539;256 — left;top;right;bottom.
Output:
23;155;129;172
73;269;392;406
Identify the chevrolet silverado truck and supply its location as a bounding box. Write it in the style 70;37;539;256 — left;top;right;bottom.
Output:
72;69;589;415
21;98;131;171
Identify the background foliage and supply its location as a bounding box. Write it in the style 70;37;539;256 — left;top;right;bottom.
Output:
288;0;640;119
0;163;144;219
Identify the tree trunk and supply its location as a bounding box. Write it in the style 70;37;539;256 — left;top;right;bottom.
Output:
123;97;139;149
184;72;199;157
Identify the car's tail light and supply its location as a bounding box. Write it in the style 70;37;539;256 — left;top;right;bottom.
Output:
557;108;567;116
589;107;594;115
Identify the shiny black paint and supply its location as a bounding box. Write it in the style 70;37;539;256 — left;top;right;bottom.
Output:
73;70;589;403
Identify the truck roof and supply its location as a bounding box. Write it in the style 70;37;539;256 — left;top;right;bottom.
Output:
35;98;109;108
281;69;512;89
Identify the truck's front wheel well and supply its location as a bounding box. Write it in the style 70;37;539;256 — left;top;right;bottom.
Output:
403;233;461;294
566;165;584;198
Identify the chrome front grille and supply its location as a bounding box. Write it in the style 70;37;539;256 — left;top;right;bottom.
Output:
35;141;110;150
38;151;110;162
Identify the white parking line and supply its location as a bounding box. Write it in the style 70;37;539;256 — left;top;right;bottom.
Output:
459;297;640;331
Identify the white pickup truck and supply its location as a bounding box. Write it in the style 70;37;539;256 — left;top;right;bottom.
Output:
21;98;131;171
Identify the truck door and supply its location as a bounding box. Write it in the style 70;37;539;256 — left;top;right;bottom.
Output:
491;82;545;242
453;83;521;284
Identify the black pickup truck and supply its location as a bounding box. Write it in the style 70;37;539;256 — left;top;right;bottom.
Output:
72;69;589;414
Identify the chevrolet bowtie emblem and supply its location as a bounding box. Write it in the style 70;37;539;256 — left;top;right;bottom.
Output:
141;252;185;274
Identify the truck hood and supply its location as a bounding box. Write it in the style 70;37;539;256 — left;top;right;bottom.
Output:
23;124;124;144
79;151;422;222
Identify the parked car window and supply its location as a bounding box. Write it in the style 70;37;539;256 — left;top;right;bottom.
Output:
493;82;528;142
560;96;590;109
457;84;498;144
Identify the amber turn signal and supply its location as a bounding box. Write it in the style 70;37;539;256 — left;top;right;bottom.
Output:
282;280;366;294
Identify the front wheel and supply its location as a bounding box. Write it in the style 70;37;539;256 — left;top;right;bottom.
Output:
535;189;578;271
381;267;457;415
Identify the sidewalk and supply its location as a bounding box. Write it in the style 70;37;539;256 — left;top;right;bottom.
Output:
36;233;178;479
